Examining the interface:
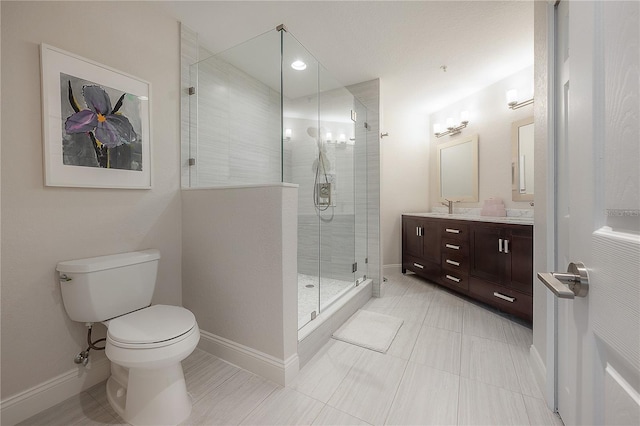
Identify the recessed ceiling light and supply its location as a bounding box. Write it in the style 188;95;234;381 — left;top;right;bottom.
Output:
291;60;307;71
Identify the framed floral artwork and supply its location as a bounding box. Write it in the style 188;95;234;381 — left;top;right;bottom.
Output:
40;44;151;189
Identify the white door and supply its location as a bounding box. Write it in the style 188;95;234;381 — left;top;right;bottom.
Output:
544;1;640;425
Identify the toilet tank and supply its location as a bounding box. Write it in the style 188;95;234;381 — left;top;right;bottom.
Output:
56;249;160;323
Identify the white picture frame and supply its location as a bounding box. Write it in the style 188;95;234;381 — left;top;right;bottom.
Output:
40;44;151;189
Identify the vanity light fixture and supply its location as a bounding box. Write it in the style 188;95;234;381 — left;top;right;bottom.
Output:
433;111;470;138
284;128;292;141
506;89;534;110
291;60;307;71
325;131;334;143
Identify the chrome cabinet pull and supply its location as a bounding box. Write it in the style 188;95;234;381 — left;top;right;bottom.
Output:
445;228;460;234
499;238;503;252
504;239;509;253
413;263;424;269
445;243;460;250
446;259;460;266
445;274;461;283
493;292;515;303
416;226;419;236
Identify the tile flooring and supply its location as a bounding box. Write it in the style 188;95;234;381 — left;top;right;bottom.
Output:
19;270;563;425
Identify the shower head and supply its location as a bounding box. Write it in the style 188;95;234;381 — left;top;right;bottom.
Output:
306;127;317;138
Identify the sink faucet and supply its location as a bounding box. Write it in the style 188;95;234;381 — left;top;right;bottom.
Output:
442;199;454;214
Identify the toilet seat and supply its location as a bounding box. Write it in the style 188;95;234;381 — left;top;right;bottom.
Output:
107;305;196;349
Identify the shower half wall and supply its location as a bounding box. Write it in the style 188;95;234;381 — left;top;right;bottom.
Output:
180;24;381;380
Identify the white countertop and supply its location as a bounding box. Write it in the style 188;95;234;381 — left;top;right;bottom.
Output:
404;212;534;226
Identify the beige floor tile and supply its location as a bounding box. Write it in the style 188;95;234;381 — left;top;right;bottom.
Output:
363;294;401;310
17;392;121;426
460;334;520;393
84;382;123;422
463;304;507;342
239;387;325;425
458;377;530;426
404;279;439;295
509;344;544;399
385;361;459;425
371;304;429;324
503;318;534;348
423;294;465;332
522;395;564;426
327;350;407;425
386;320;421;360
183;349;241;401
290;339;366;403
183;369;278;425
410;326;462;374
311;405;371;425
394;291;434;309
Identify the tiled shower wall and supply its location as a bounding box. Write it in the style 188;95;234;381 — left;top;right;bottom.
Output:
180;25;381;292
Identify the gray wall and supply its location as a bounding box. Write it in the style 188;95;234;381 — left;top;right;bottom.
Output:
181;185;298;362
428;66;535;213
1;1;182;400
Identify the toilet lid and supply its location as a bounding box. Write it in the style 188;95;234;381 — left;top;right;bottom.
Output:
107;305;196;345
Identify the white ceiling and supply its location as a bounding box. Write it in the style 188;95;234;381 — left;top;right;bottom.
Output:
160;0;534;115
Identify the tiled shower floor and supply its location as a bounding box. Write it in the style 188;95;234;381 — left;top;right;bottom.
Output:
19;269;562;425
297;273;354;329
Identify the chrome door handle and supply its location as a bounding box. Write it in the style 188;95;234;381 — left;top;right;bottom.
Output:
537;261;589;299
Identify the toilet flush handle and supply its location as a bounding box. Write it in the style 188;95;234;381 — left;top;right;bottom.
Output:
59;274;72;282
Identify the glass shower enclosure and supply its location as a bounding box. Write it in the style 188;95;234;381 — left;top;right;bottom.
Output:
188;26;368;331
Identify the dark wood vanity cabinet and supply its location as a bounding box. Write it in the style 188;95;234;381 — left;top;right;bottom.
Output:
402;216;441;282
468;222;533;320
402;215;533;322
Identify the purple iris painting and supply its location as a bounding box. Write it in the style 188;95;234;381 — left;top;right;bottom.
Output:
60;73;143;170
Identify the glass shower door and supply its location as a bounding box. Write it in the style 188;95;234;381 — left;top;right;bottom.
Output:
318;66;356;311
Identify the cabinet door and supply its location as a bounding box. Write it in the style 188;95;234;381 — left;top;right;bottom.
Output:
469;225;503;284
403;217;423;259
503;228;533;295
422;220;441;264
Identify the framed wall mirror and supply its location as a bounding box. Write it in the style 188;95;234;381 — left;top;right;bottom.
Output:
437;133;479;202
511;117;534;201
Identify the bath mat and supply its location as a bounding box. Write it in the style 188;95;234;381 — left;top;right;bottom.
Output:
332;309;403;353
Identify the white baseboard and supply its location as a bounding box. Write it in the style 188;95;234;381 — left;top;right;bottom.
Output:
0;358;110;426
197;330;299;386
530;344;547;398
383;264;402;272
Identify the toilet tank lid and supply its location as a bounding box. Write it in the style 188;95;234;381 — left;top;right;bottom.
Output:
56;249;160;274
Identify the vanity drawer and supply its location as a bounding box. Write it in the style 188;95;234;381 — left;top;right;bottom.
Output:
403;255;441;282
441;223;469;241
469;277;532;321
441;238;469;257
441;253;469;273
441;271;469;291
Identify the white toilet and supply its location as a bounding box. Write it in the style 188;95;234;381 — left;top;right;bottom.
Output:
57;249;199;426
